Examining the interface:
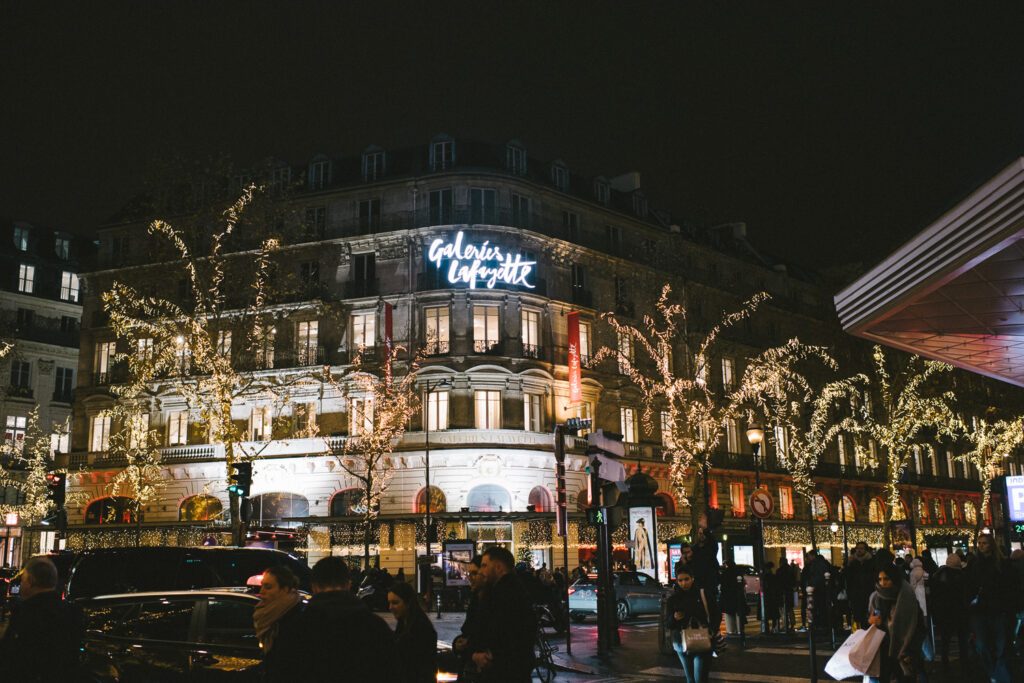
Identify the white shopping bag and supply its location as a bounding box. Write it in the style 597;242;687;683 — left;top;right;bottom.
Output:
849;625;885;676
825;629;868;680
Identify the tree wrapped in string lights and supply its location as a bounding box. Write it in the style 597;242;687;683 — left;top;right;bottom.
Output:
101;172;305;546
0;408;71;524
326;343;420;567
961;414;1024;523
104;401;165;546
594;284;769;525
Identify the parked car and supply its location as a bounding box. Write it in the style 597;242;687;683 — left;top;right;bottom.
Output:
568;571;670;622
78;589;266;681
66;547;311;601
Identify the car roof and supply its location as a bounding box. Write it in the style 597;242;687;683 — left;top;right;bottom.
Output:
84;589;260;602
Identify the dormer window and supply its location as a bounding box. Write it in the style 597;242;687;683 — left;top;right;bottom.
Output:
308;155;331;190
506;141;527;176
594;177;610;206
55;236;71;260
430;135;455;171
632;191;648;217
270;165;291;193
362;146;386;181
550;161;569;192
13;226;29;251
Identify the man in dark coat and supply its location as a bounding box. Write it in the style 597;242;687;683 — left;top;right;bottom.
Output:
274;556;396;680
690;526;722;630
801;550;830;631
0;556;83;682
844;542;876;629
471;547;536;682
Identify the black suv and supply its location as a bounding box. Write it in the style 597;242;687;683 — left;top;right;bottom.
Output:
66;547;311;601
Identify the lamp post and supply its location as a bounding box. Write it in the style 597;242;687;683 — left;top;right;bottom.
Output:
838;462;850;564
422;377;451;595
745;424;767;635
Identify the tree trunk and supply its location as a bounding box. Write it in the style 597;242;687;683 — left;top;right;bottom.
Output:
363;516;371;569
135;501;142;548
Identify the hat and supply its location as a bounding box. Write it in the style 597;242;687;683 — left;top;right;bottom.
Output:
945;554;962;569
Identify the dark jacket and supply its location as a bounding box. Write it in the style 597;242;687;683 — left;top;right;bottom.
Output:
844;556;876;624
929;565;966;625
274;589;395;681
665;585;712;634
458;590;486;659
965;553;1019;615
474;572;536;683
718;564;745;615
395;610;438;683
261;599;305;683
0;590;84;682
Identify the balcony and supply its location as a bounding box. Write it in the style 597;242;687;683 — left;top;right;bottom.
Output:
521;343;543;360
472;340;504;355
423;340;450;356
2;311;80;347
6;385;33;399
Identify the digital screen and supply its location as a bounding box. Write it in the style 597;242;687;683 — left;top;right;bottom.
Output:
1006;476;1024;522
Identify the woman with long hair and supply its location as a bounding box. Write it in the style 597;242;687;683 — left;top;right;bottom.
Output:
254;565;304;682
665;565;713;683
866;563;925;683
388;579;438;683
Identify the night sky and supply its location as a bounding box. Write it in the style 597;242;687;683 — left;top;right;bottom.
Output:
3;3;1023;274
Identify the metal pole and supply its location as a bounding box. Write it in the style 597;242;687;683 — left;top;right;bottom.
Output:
554;424;572;656
824;571;835;650
806;586;818;683
736;575;746;648
839;465;849;564
753;443;767;635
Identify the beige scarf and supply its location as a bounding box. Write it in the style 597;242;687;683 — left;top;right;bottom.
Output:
254;591;301;653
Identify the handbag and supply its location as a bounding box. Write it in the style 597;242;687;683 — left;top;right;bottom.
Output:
681;589;713;654
848;625;884;676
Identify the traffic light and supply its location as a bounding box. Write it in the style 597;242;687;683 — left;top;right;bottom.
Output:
228;462;252;497
45;472;66;509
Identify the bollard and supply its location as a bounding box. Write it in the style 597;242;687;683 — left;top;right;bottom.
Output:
824;571;835;650
658;594;673;655
806;586;818;683
436;590;443;620
736;575;746;648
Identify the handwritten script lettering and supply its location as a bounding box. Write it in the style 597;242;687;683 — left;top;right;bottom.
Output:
428;231;536;289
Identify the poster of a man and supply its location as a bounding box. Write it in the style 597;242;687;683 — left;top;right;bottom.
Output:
629;508;659;580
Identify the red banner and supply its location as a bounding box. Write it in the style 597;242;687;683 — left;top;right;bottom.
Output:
567;311;582;403
383;302;394;382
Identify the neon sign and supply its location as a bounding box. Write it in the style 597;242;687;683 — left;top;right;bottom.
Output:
428;231;535;289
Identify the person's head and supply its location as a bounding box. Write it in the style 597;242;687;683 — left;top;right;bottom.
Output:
311;556;352;594
877;564;904;590
765;561;774;571
854;542;871;560
1011;549;1024;561
976;533;997;557
387;580;423;623
636;518;645;527
481;547;515;585
20;556;59;600
676;566;695;591
260;565;299;602
680;543;694;564
467;555;484;592
945;554;963;569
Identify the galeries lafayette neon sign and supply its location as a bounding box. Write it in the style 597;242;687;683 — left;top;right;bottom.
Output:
428;231;536;289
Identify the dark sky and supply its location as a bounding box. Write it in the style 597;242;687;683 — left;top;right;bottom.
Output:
3;3;1023;272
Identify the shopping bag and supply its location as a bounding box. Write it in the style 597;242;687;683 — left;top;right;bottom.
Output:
849;625;885;675
682;624;712;653
824;629;868;680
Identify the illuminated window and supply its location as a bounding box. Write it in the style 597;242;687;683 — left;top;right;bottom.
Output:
708;480;718;508
721;357;735;389
892;499;908;521
473;305;500;353
332;488;365;516
869;498;885;523
167;411;188;446
217;331;231;357
620;407;637;443
135;337;154;363
661;411;674;448
811;494;829;521
90;414;111;452
17;264;34;293
467;484;510;512
730;483;745;516
578;320;592;363
521;309;540;357
837;435;848;467
13;226;29;251
913;446;923;475
351;312;376;350
774;425;789;459
126;412;150;450
523;393;542;432
474;390;501;429
725;419;740;453
415;486;446;514
946;451;956;479
839;495;856;522
573;402;593;437
60;271;80;302
4;416;27;452
528;486;553;512
617;331;633;374
779;486;794;518
249;406;272;441
85;497;138;524
95;341;116;381
179;495;223;522
426;391;449;431
963;500;977;526
349;397;374;436
296;321;319;365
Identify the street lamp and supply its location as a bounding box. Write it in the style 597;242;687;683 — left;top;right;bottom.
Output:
745;424;767;634
422;377;451;591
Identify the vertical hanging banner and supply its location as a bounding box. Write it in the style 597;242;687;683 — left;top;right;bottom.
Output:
567;311;582;403
383;302;394;383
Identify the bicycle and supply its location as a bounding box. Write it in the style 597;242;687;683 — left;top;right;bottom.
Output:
533;607;558;682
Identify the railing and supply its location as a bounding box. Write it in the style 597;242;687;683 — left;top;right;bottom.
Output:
161;444;221;462
423;341;450;356
328;205;547;236
1;311;80;347
6;385;32;399
473;340;504;355
522;343;542;359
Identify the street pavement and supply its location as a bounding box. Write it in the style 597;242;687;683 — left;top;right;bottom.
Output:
398;608;1002;683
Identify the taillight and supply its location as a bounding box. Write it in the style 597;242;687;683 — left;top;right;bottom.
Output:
567;588;575;595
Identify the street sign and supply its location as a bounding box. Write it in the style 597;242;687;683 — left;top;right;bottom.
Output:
749;488;774;519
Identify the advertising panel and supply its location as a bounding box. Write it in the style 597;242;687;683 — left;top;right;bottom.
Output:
1006;475;1024;522
629;507;659;581
443;541;476;587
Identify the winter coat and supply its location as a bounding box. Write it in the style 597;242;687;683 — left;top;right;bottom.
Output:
928;565;966;626
0;590;84;682
844;556;876;623
762;570;781;615
908;559;928;616
868;581;926;677
718;565;745;615
965;552;1020;616
395;610;438;683
260;599;305;682
457;590;486;660
665;585;712;634
273;589;396;681
473;572;536;683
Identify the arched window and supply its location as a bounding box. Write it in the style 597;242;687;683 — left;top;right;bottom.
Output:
527;486;553;513
869;498;886;524
330;488;365;517
950;499;962;524
85;496;138;524
964;500;977;526
932;498;945;524
837;495;856;523
415;486;447;514
918;498;930;524
179;495;223;522
890;498;908;521
811;494;830;522
655;493;676;517
249;492;309;528
466;484;511;513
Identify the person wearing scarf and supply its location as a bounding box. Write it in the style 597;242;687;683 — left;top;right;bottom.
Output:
388;579;438;683
254;565;304;682
867;564;925;683
665;566;714;683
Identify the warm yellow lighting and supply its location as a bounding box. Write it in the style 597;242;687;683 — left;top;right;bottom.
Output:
746;425;764;446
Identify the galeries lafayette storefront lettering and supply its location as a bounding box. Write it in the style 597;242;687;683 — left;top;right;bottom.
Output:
428;231;536;289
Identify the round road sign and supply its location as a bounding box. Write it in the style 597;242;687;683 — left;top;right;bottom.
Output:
750;489;774;519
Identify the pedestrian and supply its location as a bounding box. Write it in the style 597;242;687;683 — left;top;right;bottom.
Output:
666;565;713;683
275;556;396;680
396;567;407;584
920;549;939;576
777;558;796;632
254;565;304;682
762;561;781;633
930;553;968;674
718;561;744;635
801;550;830;631
1011;548;1024;651
389;579;438;683
674;542;695;581
470;547;536;682
845;542;876;629
0;556;84;682
867;563;926;683
690;527;721;630
965;532;1018;683
453;555;485;671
